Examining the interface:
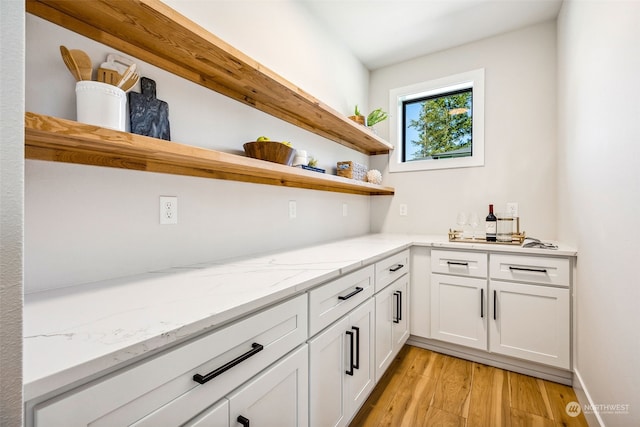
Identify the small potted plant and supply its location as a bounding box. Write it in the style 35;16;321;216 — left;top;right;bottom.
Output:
348;105;366;125
366;108;388;127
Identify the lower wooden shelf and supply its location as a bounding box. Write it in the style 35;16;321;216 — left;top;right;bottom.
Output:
24;113;395;196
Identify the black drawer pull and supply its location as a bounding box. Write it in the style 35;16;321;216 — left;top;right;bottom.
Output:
480;288;484;318
346;330;355;376
237;415;250;427
447;261;469;266
509;266;547;273
389;264;404;272
338;286;364;301
193;343;263;384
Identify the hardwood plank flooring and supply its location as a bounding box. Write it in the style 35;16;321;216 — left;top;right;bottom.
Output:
350;345;589;427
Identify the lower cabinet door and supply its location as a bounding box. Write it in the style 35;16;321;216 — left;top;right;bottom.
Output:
309;316;349;427
309;300;375;427
374;283;395;383
392;276;410;350
374;276;410;382
490;280;570;369
430;273;487;350
345;299;375;421
184;399;229;427
228;345;309;427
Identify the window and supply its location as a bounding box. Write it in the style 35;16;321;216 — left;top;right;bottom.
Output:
389;69;484;172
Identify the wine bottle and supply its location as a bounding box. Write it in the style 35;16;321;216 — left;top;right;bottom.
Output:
486;204;497;242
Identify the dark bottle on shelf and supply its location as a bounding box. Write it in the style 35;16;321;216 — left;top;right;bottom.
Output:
486;204;497;242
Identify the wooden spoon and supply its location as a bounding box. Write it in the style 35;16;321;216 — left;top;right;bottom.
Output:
59;45;81;81
70;49;93;80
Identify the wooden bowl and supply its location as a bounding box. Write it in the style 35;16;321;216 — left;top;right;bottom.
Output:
243;141;295;166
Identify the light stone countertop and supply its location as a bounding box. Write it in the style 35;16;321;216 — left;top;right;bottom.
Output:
23;233;576;401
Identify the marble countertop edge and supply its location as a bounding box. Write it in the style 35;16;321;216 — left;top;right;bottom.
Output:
23;233;576;401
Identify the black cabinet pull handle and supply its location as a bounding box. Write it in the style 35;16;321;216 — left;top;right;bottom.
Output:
389;264;404;272
345;330;355;376
352;326;360;370
338;286;364;301
237;415;250;427
393;291;402;323
447;261;469;266
509;266;547;273
193;343;263;384
493;290;497;320
480;288;484;318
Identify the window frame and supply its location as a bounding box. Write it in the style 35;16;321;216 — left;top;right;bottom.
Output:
388;68;485;173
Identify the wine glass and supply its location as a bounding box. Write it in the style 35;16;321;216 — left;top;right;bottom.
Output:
456;212;467;238
469;212;479;240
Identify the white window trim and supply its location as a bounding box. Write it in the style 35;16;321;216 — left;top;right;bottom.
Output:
388;68;485;173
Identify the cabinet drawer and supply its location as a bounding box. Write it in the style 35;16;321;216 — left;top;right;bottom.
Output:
490;254;570;287
375;249;410;292
34;294;307;427
309;265;374;337
431;249;487;278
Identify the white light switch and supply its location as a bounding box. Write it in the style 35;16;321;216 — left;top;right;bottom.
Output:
399;204;408;216
506;202;519;217
342;203;348;217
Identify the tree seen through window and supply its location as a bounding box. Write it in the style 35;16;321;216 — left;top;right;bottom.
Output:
403;88;472;161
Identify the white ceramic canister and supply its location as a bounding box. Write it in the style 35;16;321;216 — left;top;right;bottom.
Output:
75;80;127;131
292;149;308;167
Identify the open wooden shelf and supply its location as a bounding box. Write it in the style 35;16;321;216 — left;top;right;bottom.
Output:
25;113;395;196
26;0;393;155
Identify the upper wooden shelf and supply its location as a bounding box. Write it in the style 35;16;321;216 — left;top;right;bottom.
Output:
25;113;395;196
25;0;393;155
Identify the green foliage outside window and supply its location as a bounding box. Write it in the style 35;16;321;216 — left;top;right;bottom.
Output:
406;89;472;160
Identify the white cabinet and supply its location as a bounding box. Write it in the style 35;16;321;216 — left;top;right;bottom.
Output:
184;345;308;427
430;274;487;350
429;249;572;370
374;249;410;292
227;345;308;427
309;299;374;427
33;295;307;427
489;254;570;369
184;400;228;427
308;265;374;337
374;275;409;382
409;246;431;339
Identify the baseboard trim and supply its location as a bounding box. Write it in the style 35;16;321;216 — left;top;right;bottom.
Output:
573;368;605;427
407;335;573;385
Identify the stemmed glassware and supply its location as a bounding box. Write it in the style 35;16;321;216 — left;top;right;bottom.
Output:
469;212;479;240
456;212;467;238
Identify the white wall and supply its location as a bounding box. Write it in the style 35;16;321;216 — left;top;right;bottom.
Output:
24;1;373;292
557;2;640;425
0;0;24;424
369;22;558;239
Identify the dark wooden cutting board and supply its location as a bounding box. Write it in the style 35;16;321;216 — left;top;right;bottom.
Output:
128;77;171;140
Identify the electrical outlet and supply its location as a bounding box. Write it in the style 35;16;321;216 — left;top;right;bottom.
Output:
289;200;297;219
342;203;348;217
399;203;408;216
506;202;519;217
160;196;178;224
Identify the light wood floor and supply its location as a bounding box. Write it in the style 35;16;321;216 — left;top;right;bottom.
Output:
350;345;589;427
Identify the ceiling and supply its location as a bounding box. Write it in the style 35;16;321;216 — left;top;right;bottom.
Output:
301;0;563;70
